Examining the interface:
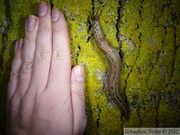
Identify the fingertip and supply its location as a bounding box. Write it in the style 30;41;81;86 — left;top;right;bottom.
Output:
14;38;23;59
71;65;86;135
71;65;85;97
51;7;67;32
52;7;60;22
73;65;85;82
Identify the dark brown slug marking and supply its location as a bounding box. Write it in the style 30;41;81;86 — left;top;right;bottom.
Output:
92;15;128;119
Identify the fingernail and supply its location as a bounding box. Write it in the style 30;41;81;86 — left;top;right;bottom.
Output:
14;38;23;56
38;1;48;16
26;15;37;31
74;66;84;82
18;38;23;47
52;8;60;22
15;40;19;50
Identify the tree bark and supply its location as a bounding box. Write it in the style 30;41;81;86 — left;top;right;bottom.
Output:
0;0;179;134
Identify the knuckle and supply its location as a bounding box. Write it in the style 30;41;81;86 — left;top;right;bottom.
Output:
10;71;19;79
52;50;66;60
21;61;33;73
39;23;51;31
36;50;51;59
72;87;84;97
25;35;35;41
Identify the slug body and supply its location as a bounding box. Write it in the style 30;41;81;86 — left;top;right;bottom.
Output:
92;15;128;119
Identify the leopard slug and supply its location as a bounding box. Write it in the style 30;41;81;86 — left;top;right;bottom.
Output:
92;15;128;119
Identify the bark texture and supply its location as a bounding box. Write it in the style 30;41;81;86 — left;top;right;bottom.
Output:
0;0;179;134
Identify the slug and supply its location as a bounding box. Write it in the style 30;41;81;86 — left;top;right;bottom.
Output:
92;15;128;119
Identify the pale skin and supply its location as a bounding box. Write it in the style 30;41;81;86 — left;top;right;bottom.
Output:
6;2;86;135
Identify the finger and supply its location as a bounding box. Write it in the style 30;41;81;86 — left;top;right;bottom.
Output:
18;15;38;96
7;39;23;101
47;8;71;95
30;2;52;92
71;65;86;135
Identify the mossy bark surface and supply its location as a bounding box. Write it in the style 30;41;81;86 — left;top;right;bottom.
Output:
0;0;179;134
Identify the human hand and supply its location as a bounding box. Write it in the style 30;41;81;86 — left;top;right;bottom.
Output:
6;2;86;135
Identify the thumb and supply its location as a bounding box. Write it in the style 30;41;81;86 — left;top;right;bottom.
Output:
71;65;86;135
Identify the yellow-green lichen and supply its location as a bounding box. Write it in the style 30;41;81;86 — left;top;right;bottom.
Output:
119;0;179;129
0;0;180;134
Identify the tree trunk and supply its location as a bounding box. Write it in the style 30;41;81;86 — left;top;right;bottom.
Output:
0;0;179;134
